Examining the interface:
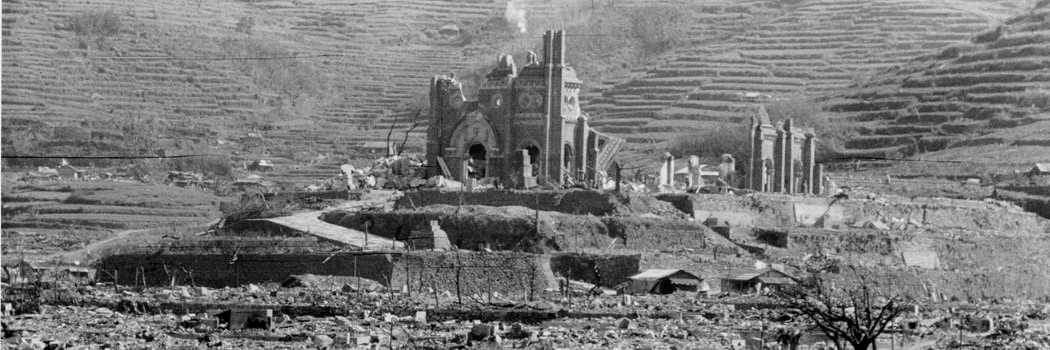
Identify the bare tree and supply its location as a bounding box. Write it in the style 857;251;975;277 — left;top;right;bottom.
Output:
777;268;910;350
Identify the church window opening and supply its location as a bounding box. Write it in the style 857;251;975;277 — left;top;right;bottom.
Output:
467;144;487;178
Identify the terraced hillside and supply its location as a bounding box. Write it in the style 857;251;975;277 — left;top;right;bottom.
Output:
0;0;571;160
823;1;1050;160
2;0;1037;175
584;0;1025;148
1;179;222;259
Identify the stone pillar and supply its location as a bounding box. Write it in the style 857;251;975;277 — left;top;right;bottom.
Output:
802;132;817;195
575;116;589;186
688;155;702;189
774;125;786;193
519;149;537;189
718;154;735;187
659;152;676;191
750;118;763;191
783;119;796;194
813;164;824;196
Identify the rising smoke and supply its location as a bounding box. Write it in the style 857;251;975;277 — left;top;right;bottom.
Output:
505;1;527;34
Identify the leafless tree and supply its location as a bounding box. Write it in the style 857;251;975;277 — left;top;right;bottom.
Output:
776;268;910;350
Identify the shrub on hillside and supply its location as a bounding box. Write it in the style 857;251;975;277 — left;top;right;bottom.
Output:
1019;88;1050;110
765;99;847;161
219;37;330;118
629;6;692;56
66;9;122;37
668;123;750;167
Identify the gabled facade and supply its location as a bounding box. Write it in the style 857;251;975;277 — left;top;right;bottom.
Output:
426;30;622;188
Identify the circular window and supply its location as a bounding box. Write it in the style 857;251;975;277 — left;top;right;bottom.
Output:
517;93;531;110
528;93;543;108
448;95;463;109
490;93;503;108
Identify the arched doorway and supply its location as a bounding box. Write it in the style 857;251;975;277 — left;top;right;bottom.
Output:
467;143;487;179
523;144;540;177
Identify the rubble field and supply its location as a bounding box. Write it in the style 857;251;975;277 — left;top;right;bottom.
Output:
4;186;1050;349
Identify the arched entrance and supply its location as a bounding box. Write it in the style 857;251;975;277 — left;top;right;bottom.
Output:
467;143;487;179
448;113;498;181
523;144;540;177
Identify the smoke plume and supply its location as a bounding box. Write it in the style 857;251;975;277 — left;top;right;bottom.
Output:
505;1;527;34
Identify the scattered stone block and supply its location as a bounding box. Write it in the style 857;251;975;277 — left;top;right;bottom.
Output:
218;309;273;330
616;317;631;330
414;311;427;324
470;323;495;342
313;334;334;348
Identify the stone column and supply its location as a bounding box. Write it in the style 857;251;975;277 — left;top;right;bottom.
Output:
813;164;824;196
802;132;817;195
783;119;796;194
688;155;702;189
750;118;763;191
774;126;786;193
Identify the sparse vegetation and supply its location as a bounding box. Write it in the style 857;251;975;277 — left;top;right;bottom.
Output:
766;99;848;161
66;9;122;37
1019;88;1050;110
219;37;330;119
628;6;692;56
234;16;255;35
668;123;750;167
777;270;910;350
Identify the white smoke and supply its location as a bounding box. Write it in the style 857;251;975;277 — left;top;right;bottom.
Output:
505;1;527;34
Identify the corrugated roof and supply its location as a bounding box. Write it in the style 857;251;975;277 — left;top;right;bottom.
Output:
1033;163;1050;172
630;269;681;280
756;277;797;285
728;267;797;282
629;269;701;281
669;278;702;285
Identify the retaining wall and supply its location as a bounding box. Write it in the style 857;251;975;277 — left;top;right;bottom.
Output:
396;190;617;215
93;251;558;298
657;193;1048;235
549;252;641;288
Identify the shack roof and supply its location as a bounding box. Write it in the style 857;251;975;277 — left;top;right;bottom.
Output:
1031;163;1050;174
629;269;702;282
727;267;797;283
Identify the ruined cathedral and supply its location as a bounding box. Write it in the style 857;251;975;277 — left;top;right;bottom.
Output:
426;30;622;188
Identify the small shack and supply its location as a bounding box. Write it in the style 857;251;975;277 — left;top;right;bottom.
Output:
248;160;274;172
57;163;86;179
624;269;703;295
1029;163;1050;176
721;267;799;294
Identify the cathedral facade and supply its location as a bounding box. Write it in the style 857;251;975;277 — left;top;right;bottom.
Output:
425;30;622;188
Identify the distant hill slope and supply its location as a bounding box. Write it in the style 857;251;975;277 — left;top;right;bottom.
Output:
583;0;1024;148
1;0;1036;171
823;1;1050;161
1;0;553;159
